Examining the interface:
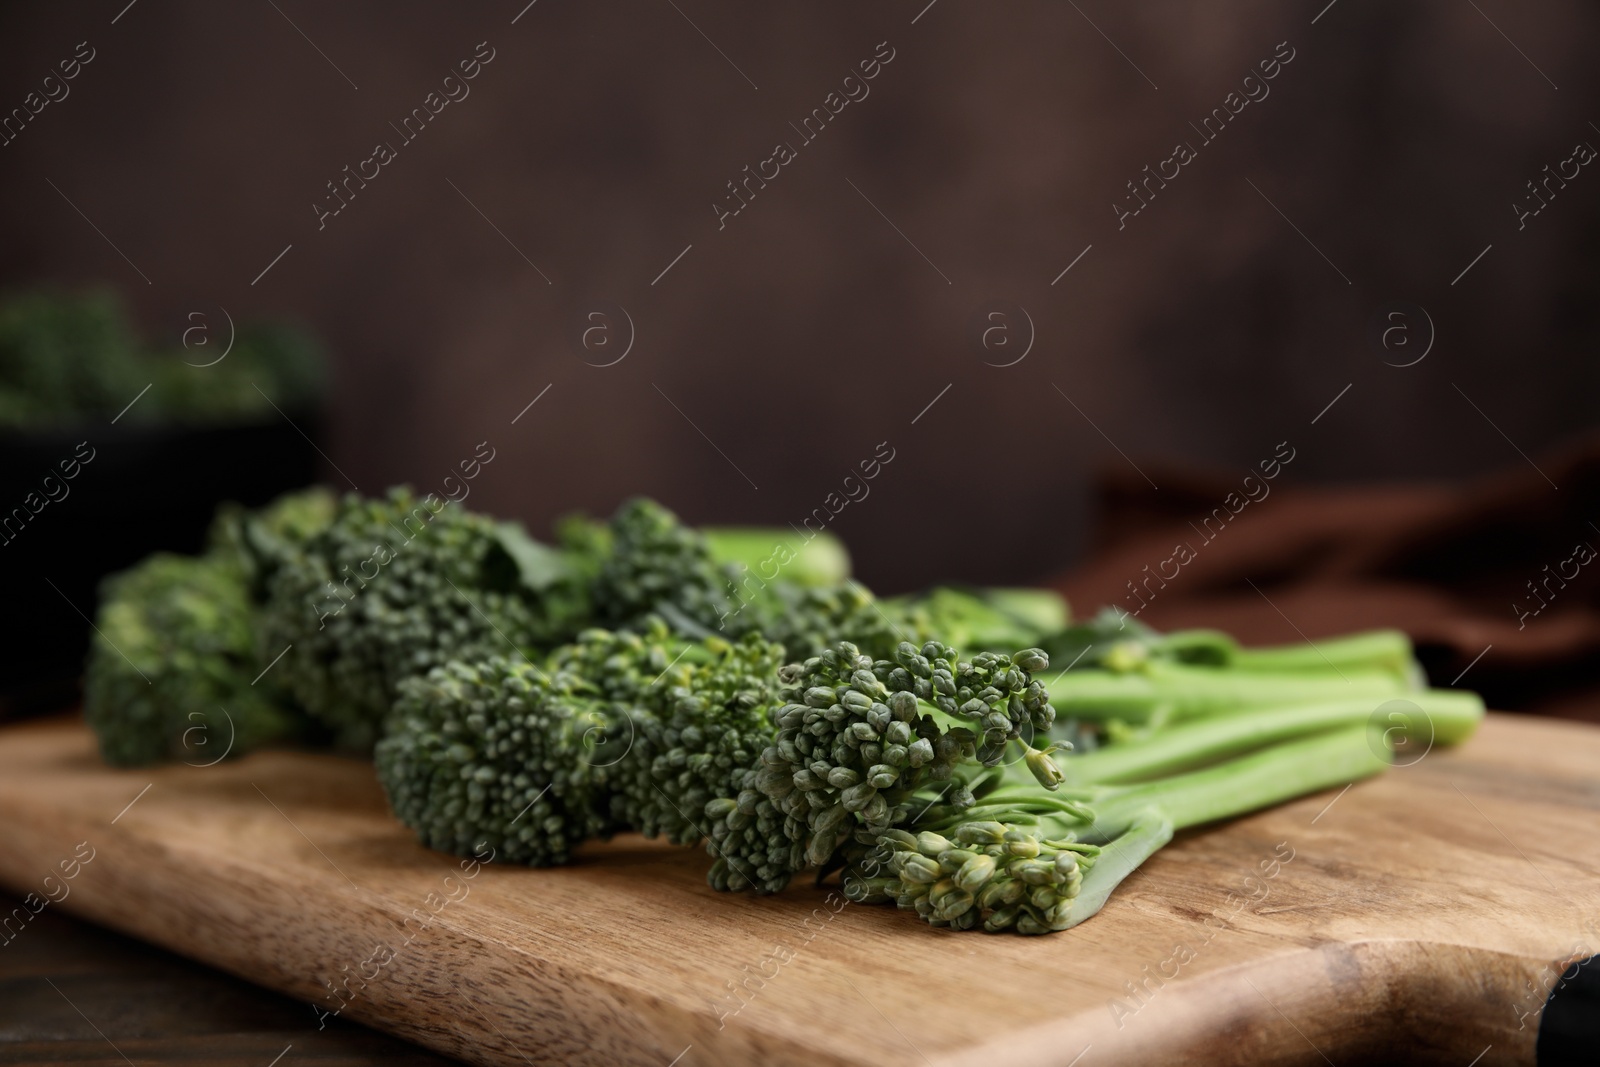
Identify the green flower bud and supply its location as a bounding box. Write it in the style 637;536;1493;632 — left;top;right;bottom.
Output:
1016;911;1048;936
840;782;877;812
887;691;918;720
1043;900;1074;930
851;669;886;697
954;854;997;892
866;703;891;731
937;848;979;873
1029;884;1060;909
954;821;1007;846
897;879;932;904
1015;860;1056;886
878;828;919;852
1025;745;1065;791
1004;831;1040;859
844;876;896;904
867;765;898;789
806;831;840;868
804;687;836;708
897;853;942;884
1014;648;1049;672
811;803;849;834
933;888;975;922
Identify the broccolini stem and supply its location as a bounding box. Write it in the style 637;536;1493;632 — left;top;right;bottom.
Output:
1061;689;1484;785
1088;722;1389;838
1226;628;1417;678
1049;662;1411;725
701;527;851;588
1060;808;1174;929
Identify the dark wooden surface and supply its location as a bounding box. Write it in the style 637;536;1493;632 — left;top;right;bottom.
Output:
0;891;462;1066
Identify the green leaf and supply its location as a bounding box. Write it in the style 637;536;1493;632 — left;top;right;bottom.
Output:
486;521;573;593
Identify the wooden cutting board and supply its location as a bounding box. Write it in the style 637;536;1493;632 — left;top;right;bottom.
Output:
1;713;1596;1067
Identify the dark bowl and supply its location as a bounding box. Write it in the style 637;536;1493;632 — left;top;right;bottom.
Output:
0;416;320;714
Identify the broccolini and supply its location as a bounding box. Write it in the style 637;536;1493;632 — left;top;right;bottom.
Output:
80;483;1495;939
376;658;613;865
259;488;564;749
745;640;1057;889
84;552;304;766
845;689;1484;933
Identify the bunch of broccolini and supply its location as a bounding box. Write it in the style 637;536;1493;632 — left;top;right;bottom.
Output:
82;484;1487;937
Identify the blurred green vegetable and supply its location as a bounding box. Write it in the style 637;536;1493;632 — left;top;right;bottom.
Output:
83;552;305;767
0;288;326;428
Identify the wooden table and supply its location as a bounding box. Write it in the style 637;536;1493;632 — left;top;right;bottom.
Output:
0;888;460;1065
1;712;1597;1066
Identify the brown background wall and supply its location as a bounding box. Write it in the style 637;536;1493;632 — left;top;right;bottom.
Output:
3;0;1597;593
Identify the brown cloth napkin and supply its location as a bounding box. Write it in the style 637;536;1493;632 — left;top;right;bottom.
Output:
1046;435;1600;722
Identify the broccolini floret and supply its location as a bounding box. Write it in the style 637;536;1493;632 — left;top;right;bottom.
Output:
617;632;787;847
84;552;304;766
375;658;614;866
259;488;566;750
589;497;912;662
746;640;1056;889
550;621;800;892
375;620;792;882
592;498;740;634
208;486;337;600
754;580;913;663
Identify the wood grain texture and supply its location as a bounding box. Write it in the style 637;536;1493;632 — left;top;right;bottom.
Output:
0;713;1596;1067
